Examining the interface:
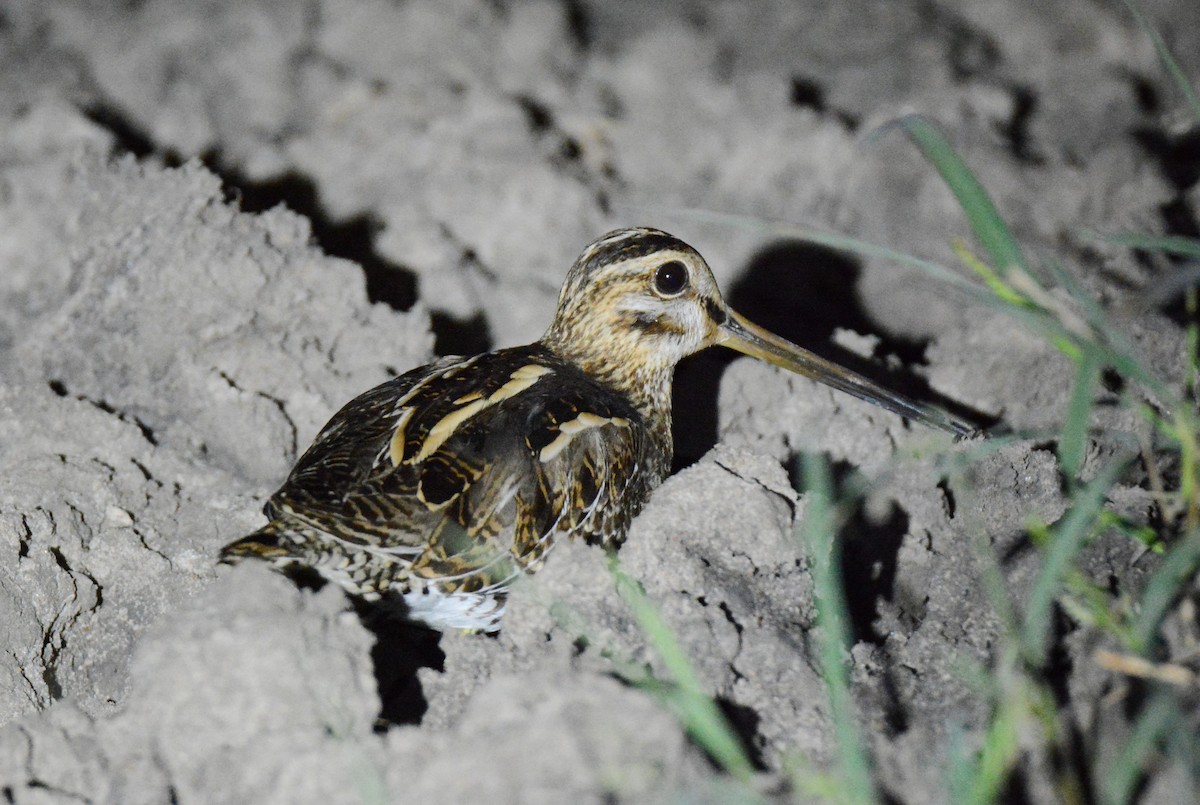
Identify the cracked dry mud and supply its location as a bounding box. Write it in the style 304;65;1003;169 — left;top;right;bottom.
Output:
1;1;1199;803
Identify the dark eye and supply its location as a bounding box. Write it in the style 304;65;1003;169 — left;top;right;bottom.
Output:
653;261;689;296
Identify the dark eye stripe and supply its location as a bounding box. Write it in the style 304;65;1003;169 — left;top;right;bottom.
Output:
704;298;727;325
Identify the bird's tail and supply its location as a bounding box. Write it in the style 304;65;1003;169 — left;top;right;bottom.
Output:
220;521;293;564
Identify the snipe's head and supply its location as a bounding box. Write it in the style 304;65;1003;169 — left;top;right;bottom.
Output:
543;228;725;380
543;227;973;437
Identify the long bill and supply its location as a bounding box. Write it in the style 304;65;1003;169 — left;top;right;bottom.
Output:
716;309;976;439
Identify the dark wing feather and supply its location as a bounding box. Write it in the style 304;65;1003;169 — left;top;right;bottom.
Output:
265;346;656;591
267;355;467;546
278;358;456;499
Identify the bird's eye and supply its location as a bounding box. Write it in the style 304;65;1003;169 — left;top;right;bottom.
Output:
653;261;689;296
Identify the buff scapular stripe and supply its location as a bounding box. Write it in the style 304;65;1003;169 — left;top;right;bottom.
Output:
387;407;416;466
414;364;555;463
539;413;631;463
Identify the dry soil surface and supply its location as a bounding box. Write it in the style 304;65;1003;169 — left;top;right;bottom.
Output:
1;2;1198;803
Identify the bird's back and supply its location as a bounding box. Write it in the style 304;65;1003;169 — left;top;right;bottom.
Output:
222;345;665;630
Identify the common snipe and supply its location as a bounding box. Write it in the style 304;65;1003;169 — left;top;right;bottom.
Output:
222;228;972;631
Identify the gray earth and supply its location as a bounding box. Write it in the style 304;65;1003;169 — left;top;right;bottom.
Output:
1;1;1198;803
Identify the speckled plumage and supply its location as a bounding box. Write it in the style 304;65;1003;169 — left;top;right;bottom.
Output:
222;227;972;631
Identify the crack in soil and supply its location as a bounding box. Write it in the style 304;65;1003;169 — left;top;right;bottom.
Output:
712;457;796;516
36;535;104;704
133;524;173;567
47;379;159;446
16;514;32;560
217;368;300;458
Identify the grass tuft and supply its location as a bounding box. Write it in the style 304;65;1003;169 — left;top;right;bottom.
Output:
608;556;759;786
891;115;1028;279
1120;0;1200;122
795;453;878;805
608;6;1200;800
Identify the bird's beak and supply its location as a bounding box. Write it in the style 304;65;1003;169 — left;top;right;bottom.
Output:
715;309;975;438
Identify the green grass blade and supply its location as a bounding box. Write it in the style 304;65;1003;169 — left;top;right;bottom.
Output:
1038;255;1170;394
1021;456;1130;664
1163;709;1200;784
1059;347;1102;480
952;239;1031;308
610;558;757;783
1175;412;1200;532
799;453;879;805
946;725;977;803
1101;688;1179;805
1042;254;1120;343
892;115;1028;277
668;207;1134;381
1092;233;1200;394
967;696;1023;805
1189;287;1199;399
1132;527;1200;653
1121;0;1200;122
1097;232;1200;261
1055;569;1137;645
1097;510;1163;554
648;207;1168;389
783;754;848;802
632;204;983;294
